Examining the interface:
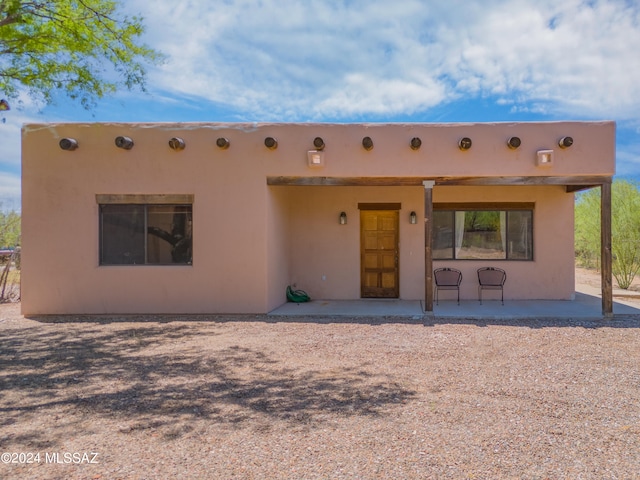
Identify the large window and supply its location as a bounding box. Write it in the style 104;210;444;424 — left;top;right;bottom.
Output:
433;204;533;260
99;202;193;265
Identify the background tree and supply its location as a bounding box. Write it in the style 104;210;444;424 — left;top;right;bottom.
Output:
0;208;20;246
0;0;162;108
575;179;640;289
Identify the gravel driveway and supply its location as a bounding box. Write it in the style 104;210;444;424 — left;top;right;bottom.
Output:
1;303;639;479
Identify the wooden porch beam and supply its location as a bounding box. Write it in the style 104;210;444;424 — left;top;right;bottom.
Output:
566;184;602;193
423;181;435;313
601;182;613;317
267;176;424;186
267;175;613;187
433;175;612;187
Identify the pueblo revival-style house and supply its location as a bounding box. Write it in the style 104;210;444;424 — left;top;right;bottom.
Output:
21;121;615;316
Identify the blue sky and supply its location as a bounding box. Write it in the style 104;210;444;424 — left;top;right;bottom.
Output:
1;0;639;211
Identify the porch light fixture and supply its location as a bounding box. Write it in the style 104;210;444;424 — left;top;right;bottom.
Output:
536;149;554;167
216;137;230;149
507;137;521;149
168;137;186;151
558;136;573;149
307;150;325;167
313;137;325;150
410;211;417;224
339;212;347;225
410;137;422;150
264;137;278;150
458;137;472;150
59;138;78;151
115;136;134;150
362;136;374;151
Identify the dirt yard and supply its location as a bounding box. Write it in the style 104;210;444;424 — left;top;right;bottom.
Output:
576;266;639;290
1;269;639;479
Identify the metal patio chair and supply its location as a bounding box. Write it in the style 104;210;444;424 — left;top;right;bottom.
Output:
434;267;463;305
477;267;506;305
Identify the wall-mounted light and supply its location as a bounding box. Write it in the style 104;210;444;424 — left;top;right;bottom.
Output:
362;136;374;151
558;136;573;149
339;212;347;225
458;137;472;150
507;137;521;149
264;137;278;150
59;138;78;151
536;149;554;167
410;137;422;150
313;137;325;150
168;137;186;151
115;136;134;150
307;150;325;167
216;137;230;149
410;211;417;224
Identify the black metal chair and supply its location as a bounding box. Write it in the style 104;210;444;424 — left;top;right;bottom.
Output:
434;267;462;305
477;267;506;305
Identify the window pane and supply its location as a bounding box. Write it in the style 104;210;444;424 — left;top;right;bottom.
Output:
147;205;193;264
433;211;454;259
456;211;506;260
100;205;145;265
507;211;533;260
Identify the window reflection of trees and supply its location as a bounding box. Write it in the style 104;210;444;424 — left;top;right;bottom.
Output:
433;209;532;261
100;204;192;265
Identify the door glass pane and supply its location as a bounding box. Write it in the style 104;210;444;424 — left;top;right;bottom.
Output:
433;211;454;259
507;211;533;260
100;204;145;264
147;205;193;264
456;211;506;260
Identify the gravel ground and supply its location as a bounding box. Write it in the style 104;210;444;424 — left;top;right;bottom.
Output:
1;299;639;480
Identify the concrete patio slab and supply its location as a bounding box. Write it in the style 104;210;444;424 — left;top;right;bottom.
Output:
269;288;640;319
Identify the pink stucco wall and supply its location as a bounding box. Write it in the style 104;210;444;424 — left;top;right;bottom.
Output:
21;122;615;314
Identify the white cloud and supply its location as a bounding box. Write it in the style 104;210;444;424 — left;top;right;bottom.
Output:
0;172;21;212
2;0;639;204
123;0;640;120
316;74;448;118
0;121;20;166
453;0;640;118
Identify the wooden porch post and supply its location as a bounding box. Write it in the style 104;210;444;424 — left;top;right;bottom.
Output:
423;181;435;312
601;182;613;317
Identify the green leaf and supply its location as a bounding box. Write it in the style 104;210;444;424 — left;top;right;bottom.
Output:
0;0;164;108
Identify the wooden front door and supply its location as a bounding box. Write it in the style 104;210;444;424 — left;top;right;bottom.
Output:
361;209;399;298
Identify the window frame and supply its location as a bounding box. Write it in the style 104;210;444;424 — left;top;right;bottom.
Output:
433;203;534;261
97;194;193;266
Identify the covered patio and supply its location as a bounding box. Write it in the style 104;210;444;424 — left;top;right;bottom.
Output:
269;284;640;319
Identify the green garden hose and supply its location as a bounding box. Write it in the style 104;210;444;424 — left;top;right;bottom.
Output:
286;285;310;303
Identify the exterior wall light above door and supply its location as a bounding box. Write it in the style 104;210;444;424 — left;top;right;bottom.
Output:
115;136;134;150
458;137;472;150
339;212;347;225
313;137;325;150
216;137;230;149
168;137;186;151
307;150;325;167
558;136;573;148
362;136;374;151
536;149;554;167
410;137;422;150
264;137;278;150
59;138;78;151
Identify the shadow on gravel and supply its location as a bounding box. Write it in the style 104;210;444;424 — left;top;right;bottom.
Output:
426;315;640;329
0;323;415;448
26;312;640;329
